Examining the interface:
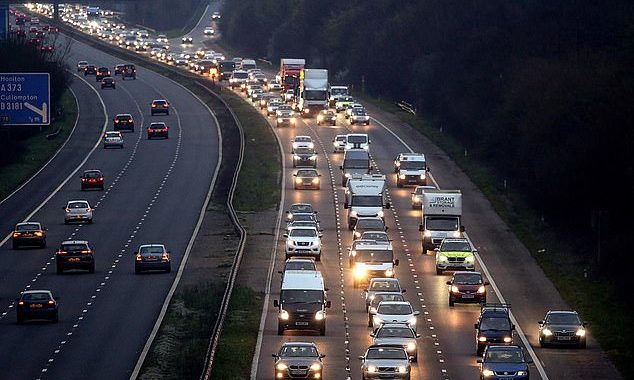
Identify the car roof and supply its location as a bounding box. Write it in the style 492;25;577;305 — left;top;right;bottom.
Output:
22;290;53;295
547;310;579;315
486;345;522;351
61;240;89;244
281;271;324;290
289;226;318;231
281;341;316;348
116;113;132;117
377;301;410;306
367;344;406;350
286;257;316;263
67;200;89;204
16;221;41;226
370;278;399;283
139;244;166;248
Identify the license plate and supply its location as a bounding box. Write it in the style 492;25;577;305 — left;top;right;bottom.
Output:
295;322;309;326
147;256;158;261
69;257;80;262
462;294;475;299
29;304;43;308
291;370;306;375
558;336;572;341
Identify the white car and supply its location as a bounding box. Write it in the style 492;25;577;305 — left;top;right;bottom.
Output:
212;11;221;20
333;134;347;153
283;226;322;261
156;34;168;43
345;103;365;119
268;81;282;91
267;98;284;116
371;301;420;332
64;200;93;224
350;109;370;125
181;36;193;44
345;133;370;151
204;27;215;36
103;131;123;149
291;136;314;151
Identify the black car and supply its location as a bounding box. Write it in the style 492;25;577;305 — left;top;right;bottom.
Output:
121;64;136;80
317;109;337;126
352;217;387;236
538;310;587;348
447;271;489;306
80;169;105;191
272;342;324;380
16;290;59;324
96;66;111;81
147;122;169;139
84;64;97;76
285;203;316;222
101;77;116;89
151;99;169;115
114;113;134;132
12;222;47;249
293;147;318;168
56;240;96;274
135;244;171;273
475;304;515;356
478;345;531;380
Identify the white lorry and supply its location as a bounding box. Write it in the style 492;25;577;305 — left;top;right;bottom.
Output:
296;69;328;116
328;85;350;107
344;174;391;229
418;189;464;253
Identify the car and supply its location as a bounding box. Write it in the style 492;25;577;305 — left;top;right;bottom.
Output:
345;103;365;119
365;278;405;310
147;122;169;139
100;77;116;89
151;99;169;115
538;310;588;348
350;108;370;125
63;200;93;224
291;136;314;151
358;345;412;380
335;96;354;112
212;11;221;20
286;221;321;236
287;214;321;233
316;109;337;126
229;70;249;88
114;63;126;75
267;81;282;91
284;88;295;102
250;88;265;102
55;240;95;274
181;36;193;44
286;203;316;221
121;64;136;80
40;44;54;53
95;66;111;81
113;113;134;132
371;324;420;362
367;292;406;327
80;169;105;191
293;169;321;190
353;217;387;238
134;43;147;52
370;301;419;332
266;98;284;115
246;83;262;97
156;34;168;43
11;222;47;249
348;239;383;265
410;185;437;209
350;241;398;288
359;231;391;245
284;226;322;261
478;345;532;380
292;147;317;168
272;342;324;380
278;257;318;285
258;93;276;109
203;27;214;36
84;64;97;76
333;134;347;153
475;304;515;356
15;290;59;324
149;47;163;57
344;133;370;151
134;244;171;273
276;105;296;127
27;37;42;45
103;131;124;149
436;238;477;274
447;271;488;306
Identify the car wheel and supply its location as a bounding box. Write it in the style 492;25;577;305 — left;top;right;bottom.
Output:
316;254;321;262
88;218;93;224
147;135;151;139
52;313;59;323
422;243;428;255
166;266;172;273
436;268;443;275
315;185;320;190
449;298;454;307
64;220;69;225
277;324;284;336
579;340;587;349
368;316;373;327
135;267;141;274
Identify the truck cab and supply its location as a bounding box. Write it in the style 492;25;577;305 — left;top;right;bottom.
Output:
418;189;464;253
296;69;329;117
329;85;350;107
340;149;372;186
273;271;331;336
344;174;391;229
394;153;429;187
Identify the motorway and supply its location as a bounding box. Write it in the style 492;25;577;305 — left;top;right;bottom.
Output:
0;29;219;380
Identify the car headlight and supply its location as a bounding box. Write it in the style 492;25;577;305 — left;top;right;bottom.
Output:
503;336;512;343
369;306;377;314
373;316;384;325
345;173;351;178
385;268;394;277
290;118;297;123
279;310;289;321
398;366;408;374
369;294;376;301
310;155;316;160
308;142;314;148
406;342;416;352
413;196;420;202
354;264;367;278
315;310;325;321
276;363;288;371
452;231;461;237
482;369;495;377
377;210;384;218
576;328;586;337
277;118;283;123
408;317;417;325
363;145;369;150
424;230;432;237
438;254;448;262
294;155;300;160
354;232;361;238
350;211;358;217
310;363;322;371
367;365;377;373
451;285;460;293
350;250;357;257
542;328;552;336
517;371;527;376
479;336;487;342
477;285;486;293
317;115;324;121
465;255;475;263
312;178;320;184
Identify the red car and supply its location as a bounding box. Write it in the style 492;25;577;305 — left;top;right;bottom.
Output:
17;29;26;37
147;122;169;139
80;169;105;191
40;44;54;53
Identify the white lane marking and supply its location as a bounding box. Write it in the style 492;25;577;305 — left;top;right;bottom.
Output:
0;73;107;248
0;85;81;206
372;112;548;379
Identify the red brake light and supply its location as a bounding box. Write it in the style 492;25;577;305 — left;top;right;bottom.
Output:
114;119;119;123
151;104;157;108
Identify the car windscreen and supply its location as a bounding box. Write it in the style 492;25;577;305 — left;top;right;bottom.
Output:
370;281;399;292
425;217;459;231
297;170;317;177
22;293;51;302
347;135;367;143
366;347;407;360
441;241;471;251
378;303;413;315
372;294;404;305
290;204;313;214
399;161;425;170
294;148;315;156
280;345;318;358
485;350;524;363
376;327;415;338
351;196;382;207
68;202;89;209
140;246;165;254
280;289;323;304
453;273;482;285
336;136;347;142
233;72;248;79
61;244;88;252
304;90;326;100
331;88;348;96
292;214;316;222
357;249;393;262
480;317;511;331
357;220;385;230
116;115;131;121
289;229;317;238
16;224;39;231
361;232;388;241
343;159;369;169
285;262;315;271
546;313;581;325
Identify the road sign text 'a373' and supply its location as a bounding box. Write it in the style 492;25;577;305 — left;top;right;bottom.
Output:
0;73;51;126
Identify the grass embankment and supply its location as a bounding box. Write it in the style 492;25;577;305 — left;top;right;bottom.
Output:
366;98;634;378
161;1;209;39
0;89;77;201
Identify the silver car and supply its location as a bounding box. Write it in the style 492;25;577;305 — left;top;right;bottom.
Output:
333;134;347;153
64;200;93;224
371;323;420;362
103;131;123;149
359;344;412;380
365;278;404;310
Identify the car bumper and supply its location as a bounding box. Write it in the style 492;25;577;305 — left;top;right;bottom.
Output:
81;182;103;189
275;369;322;379
293;158;317;167
148;132;168;138
136;261;171;271
437;262;475;271
363;372;410;379
18;307;57;320
58;256;94;269
13;236;45;246
104;142;123;148
286;247;320;257
151;109;169;114
540;334;585;345
398;175;426;185
450;291;484;303
278;317;324;332
65;214;92;221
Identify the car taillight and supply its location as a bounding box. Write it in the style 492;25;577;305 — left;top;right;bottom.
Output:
114;119;119;123
152;104;157;108
81;250;91;254
99;177;104;181
57;250;67;255
136;254;142;261
34;231;44;237
65;208;70;212
13;232;21;237
18;301;24;306
162;254;169;260
162;128;168;132
81;178;87;181
48;300;55;305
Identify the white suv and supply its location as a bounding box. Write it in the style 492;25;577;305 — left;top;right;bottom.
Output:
284;226;322;261
371;301;420;332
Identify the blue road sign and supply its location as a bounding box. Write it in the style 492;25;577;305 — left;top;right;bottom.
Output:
0;4;7;40
0;73;51;126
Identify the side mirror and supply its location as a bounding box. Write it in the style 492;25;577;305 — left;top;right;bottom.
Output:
484;281;490;286
401;289;406;293
343;203;349;209
369;166;374;170
277;270;283;274
319;354;326;358
339;165;343;170
385;202;391;209
474;250;479;255
62;206;66;210
273;300;279;308
293;174;297;177
416;334;421;338
413;311;420;316
272;354;278;358
314;211;319;214
426;167;430;172
369;333;375;337
285;211;289;214
460;226;466;232
583;321;589;326
326;301;332;308
394;259;399;266
477;359;483;363
474;323;479;329
358;356;365;361
43;227;48;231
434;248;440;252
408;356;415;362
324;288;329;292
385;226;389;231
363;289;368;292
419;225;424;232
446;281;452;285
282;234;288;238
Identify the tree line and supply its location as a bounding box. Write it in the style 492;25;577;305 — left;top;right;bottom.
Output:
220;0;634;281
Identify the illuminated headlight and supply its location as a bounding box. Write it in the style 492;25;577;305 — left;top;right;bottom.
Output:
315;310;326;321
276;363;288;371
241;83;246;88
369;294;376;301
482;369;495;377
377;210;384;218
304;108;310;114
503;336;512;343
310;155;316;160
317;115;324;121
363;145;369;150
279;310;289;320
294;155;301;160
373;316;384;325
295;178;302;184
367;365;377;373
385;268;394;277
307;142;314;149
260;100;266;105
438;254;448;262
310;363;322;371
465;255;475;263
350;211;358;217
420;173;426;179
517;371;528;376
277;118;283;123
424;230;432;237
413;196;420;202
369;307;377;314
451;285;460;293
290;118;297;124
354;264;367;278
477;285;486;294
351;250;357;257
576;329;586;337
407;317;417;326
398;366;407;374
406;342;416;352
312;178;320;184
542;328;552;337
287;213;293;220
345;173;351;178
354;232;361;238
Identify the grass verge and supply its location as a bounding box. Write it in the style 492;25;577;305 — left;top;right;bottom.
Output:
366;97;634;379
0;88;77;201
160;1;209;39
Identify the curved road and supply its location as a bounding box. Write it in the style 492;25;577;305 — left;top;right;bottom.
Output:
0;33;220;379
